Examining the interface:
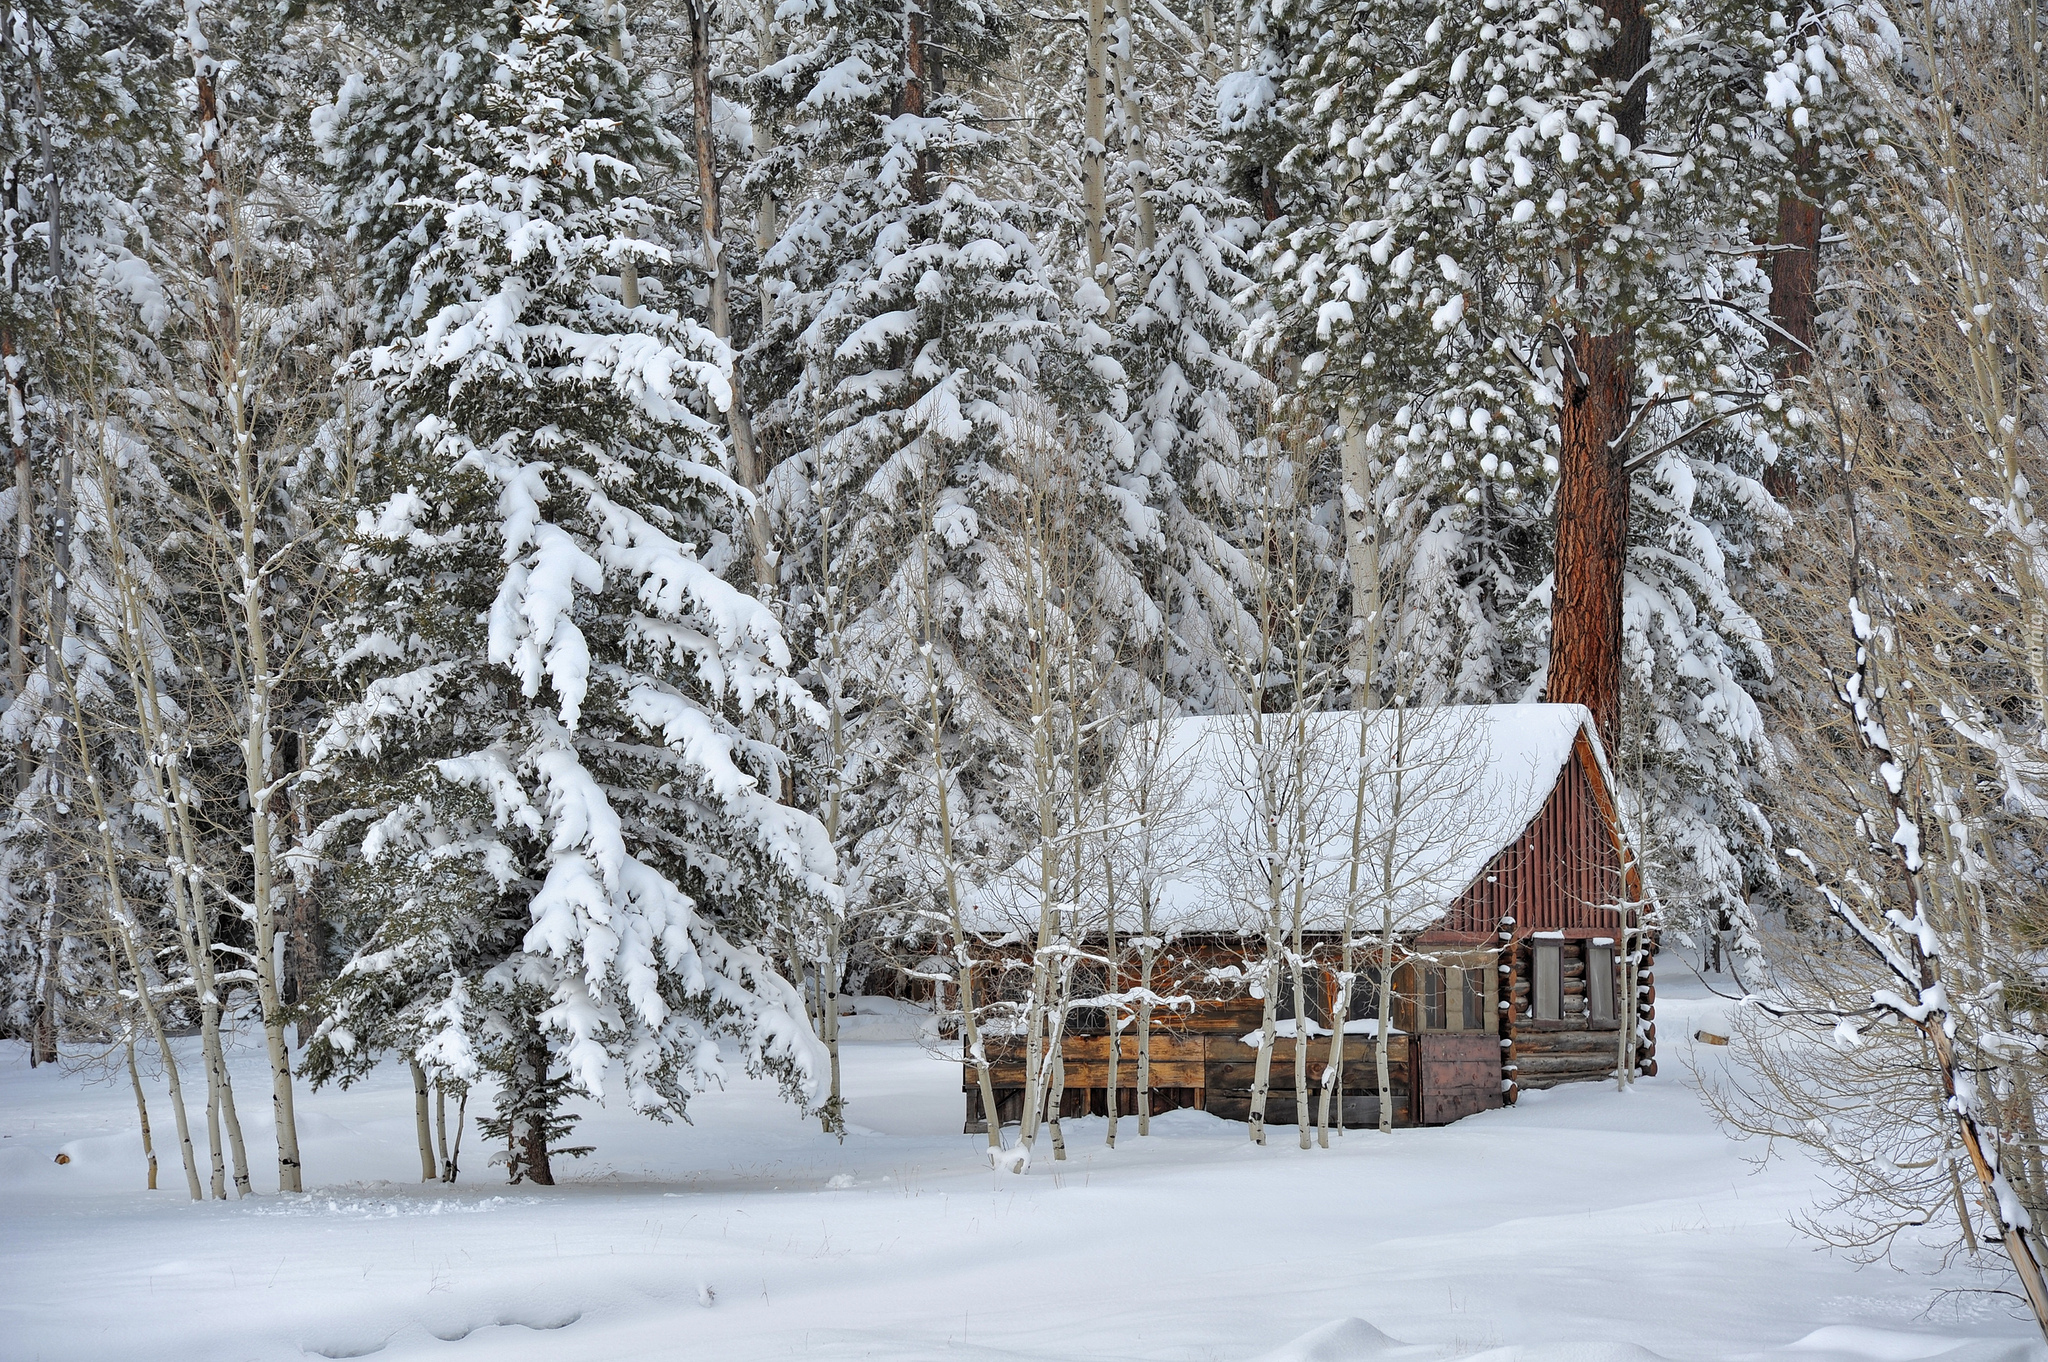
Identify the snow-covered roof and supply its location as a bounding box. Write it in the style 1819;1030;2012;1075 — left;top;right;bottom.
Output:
963;703;1612;938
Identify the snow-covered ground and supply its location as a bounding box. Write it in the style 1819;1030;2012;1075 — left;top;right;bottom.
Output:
1;978;2039;1362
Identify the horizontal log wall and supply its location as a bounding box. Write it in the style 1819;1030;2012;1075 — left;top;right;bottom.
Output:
1502;939;1657;1093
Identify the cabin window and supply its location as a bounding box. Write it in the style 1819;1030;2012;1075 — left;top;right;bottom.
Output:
1460;967;1487;1031
1422;967;1448;1029
1274;969;1327;1027
1588;945;1615;1023
1345;968;1383;1025
1533;943;1561;1021
1066;965;1108;1034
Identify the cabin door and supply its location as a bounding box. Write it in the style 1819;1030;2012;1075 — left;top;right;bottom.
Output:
1414;1032;1503;1125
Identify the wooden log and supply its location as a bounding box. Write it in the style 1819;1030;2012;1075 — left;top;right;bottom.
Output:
1204;1092;1410;1128
1205;1034;1406;1062
1205;1061;1406;1094
1513;1054;1619;1077
1513;1030;1626;1053
973;1059;1205;1089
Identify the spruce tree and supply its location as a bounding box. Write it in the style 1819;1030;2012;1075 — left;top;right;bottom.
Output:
311;2;835;1183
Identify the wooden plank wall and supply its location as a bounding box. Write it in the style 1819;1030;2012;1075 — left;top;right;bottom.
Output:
964;1023;1415;1132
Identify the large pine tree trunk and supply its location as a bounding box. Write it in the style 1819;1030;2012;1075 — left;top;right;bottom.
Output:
1768;157;1821;380
1763;137;1821;502
1547;0;1648;752
1549;330;1634;747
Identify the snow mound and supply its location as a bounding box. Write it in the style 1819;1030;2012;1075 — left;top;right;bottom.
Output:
1780;1326;2043;1362
1255;1318;1411;1361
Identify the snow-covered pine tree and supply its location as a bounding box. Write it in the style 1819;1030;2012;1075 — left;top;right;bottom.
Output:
757;0;1073;961
1106;3;1270;712
310;2;835;1185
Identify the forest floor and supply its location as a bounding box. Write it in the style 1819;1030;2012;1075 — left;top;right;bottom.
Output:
1;976;2042;1362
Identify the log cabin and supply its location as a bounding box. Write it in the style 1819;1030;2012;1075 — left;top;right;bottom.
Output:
958;703;1655;1133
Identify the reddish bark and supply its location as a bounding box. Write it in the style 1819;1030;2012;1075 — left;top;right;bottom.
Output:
1762;138;1821;502
1550;331;1636;749
1546;0;1648;755
900;8;929;205
1768;169;1821;379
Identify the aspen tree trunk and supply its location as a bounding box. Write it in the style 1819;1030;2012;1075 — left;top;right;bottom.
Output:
1104;863;1120;1146
1374;912;1396;1133
446;1086;468;1184
233;416;303;1194
4;318;29;802
63;690;203;1199
1614;920;1630;1090
1317;944;1348;1146
29;54;67;1064
90;450;250;1195
913;526;1004;1157
204;1045;226;1198
1547;0;1647;752
285;734;321;1040
1323;682;1379;1145
1136;931;1155;1135
686;0;772;592
819;917;844;1134
1248;925;1280;1146
1291;943;1311;1149
813;493;857;1133
1082;0;1112;290
603;27;642;313
434;1078;450;1180
126;1024;158;1191
182;7;281;1195
110;909;202;1200
1373;702;1419;1133
1287;721;1313;1150
411;1061;436;1181
1109;0;1155;256
1243;517;1285;1147
1046;976;1070;1162
0;51;26;801
1339;419;1381;705
1133;647;1172;1137
753;0;780;332
1017;471;1065;1160
1827;598;2048;1335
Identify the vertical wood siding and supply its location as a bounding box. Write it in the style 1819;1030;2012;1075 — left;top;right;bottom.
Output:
1434;748;1626;938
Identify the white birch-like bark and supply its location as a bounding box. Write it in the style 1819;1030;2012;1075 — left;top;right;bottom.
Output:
909;476;1004;1159
125;1023;158;1191
1109;0;1155;258
58;674;202;1199
1081;0;1112;293
411;1061;435;1181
